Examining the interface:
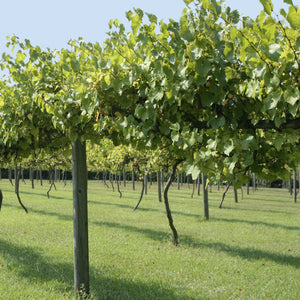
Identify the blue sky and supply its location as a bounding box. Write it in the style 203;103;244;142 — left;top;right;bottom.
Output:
0;0;299;51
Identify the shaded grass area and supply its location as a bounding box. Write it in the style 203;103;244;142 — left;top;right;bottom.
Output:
0;179;299;299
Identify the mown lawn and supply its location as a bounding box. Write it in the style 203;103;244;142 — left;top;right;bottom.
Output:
0;178;299;299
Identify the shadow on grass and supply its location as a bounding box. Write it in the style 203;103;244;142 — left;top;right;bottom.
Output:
88;200;202;220
3;203;299;271
212;216;300;231
89;200;142;211
190;240;300;269
218;205;294;215
3;199;161;218
91;200;201;220
0;238;201;300
0;238;74;294
95;221;300;269
250;196;294;203
3;203;73;222
94;220;170;243
12;190;73;202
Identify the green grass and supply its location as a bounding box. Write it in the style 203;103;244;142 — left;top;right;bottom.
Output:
0;179;299;299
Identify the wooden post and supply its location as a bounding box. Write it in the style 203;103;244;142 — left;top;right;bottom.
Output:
8;168;13;186
197;174;201;196
234;186;238;203
144;169;147;195
157;170;162;202
298;164;300;199
293;169;297;203
252;173;256;193
132;169;135;190
14;165;18;194
289;173;293;195
123;168;126;187
246;181;249;195
202;173;209;220
40;167;43;186
72;139;89;298
161;170;164;189
29;167;34;189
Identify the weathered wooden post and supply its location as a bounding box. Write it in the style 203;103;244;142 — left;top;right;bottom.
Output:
72;139;89;298
202;173;209;220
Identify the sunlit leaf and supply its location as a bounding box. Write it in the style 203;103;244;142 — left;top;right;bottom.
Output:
259;0;273;15
287;5;300;29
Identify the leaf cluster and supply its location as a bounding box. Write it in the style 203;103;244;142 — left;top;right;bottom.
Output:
0;0;299;184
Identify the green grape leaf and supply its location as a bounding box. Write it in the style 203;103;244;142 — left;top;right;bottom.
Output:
280;8;287;18
146;13;157;24
196;60;211;77
16;51;26;64
287;5;300;29
224;142;234;156
240;135;257;151
180;14;195;42
284;0;294;5
135;105;148;121
190;47;203;60
284;86;299;105
111;53;123;65
265;89;282;110
171;131;180;142
104;74;111;86
210;116;225;130
70;59;80;72
184;161;201;180
274;135;286;151
170;122;180;131
201;91;213;107
267;43;282;61
264;73;280;91
289;103;298;117
131;15;142;35
181;29;194;42
296;36;300;51
260;0;273;15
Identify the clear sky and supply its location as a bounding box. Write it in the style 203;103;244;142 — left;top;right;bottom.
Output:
0;0;299;52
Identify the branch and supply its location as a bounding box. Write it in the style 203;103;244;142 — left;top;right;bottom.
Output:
219;182;232;208
253;118;300;130
274;12;300;75
163;159;184;246
190;117;300;130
